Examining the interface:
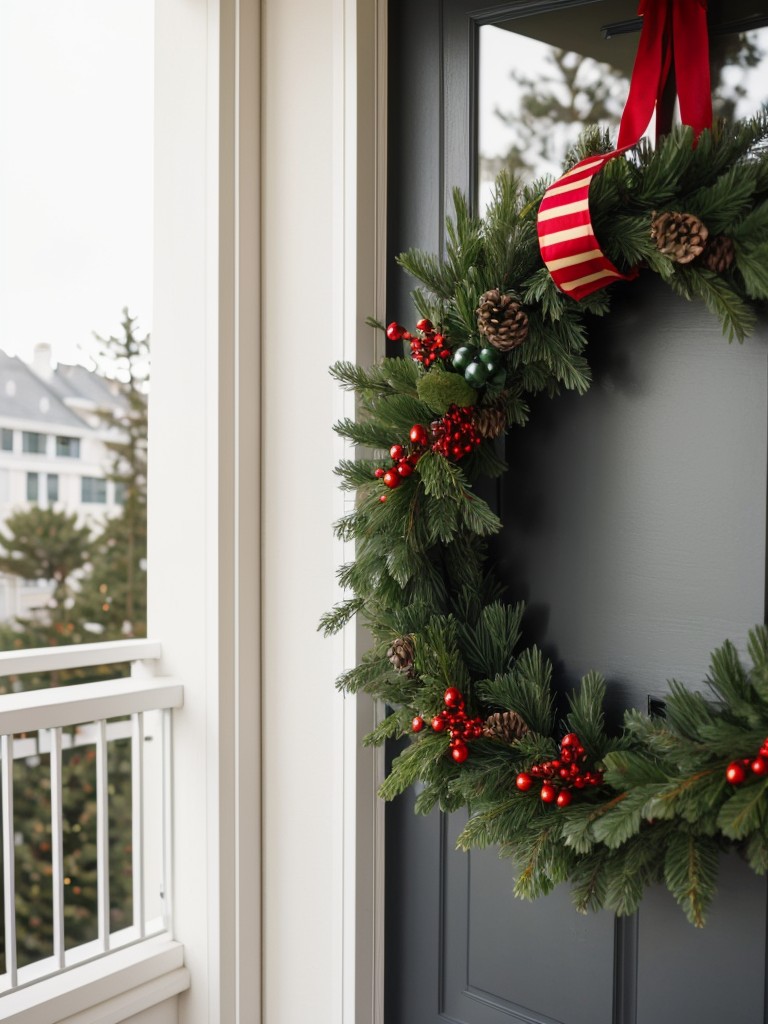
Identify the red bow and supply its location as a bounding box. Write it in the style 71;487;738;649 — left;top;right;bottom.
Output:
618;0;712;148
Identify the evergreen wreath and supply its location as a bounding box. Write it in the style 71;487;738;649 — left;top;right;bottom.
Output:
322;115;768;927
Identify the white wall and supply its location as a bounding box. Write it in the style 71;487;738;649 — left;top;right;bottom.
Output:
261;0;340;1014
262;1;384;1021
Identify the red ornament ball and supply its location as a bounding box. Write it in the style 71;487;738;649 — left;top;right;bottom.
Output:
409;423;429;447
431;715;446;732
444;686;463;708
374;468;385;479
450;740;469;764
386;322;405;342
515;772;533;792
416;318;434;333
726;761;747;785
390;444;405;461
397;461;413;478
540;784;557;804
383;469;400;489
411;716;424;733
560;733;580;748
752;756;768;776
378;495;387;503
556;790;572;808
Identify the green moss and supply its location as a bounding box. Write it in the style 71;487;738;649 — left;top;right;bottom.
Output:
417;368;477;413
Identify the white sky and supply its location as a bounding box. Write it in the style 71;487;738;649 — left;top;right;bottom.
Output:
0;0;154;369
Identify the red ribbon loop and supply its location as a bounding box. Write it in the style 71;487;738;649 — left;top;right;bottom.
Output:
618;0;712;148
537;0;713;300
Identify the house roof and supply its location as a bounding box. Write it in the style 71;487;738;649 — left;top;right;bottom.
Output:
50;363;130;413
0;350;88;430
0;348;128;432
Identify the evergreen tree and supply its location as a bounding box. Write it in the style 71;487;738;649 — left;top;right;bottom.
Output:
0;507;91;610
75;310;148;639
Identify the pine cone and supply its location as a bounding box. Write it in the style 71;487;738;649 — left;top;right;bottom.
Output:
473;402;508;440
387;635;415;674
699;234;735;274
476;289;529;351
483;710;529;743
650;211;709;264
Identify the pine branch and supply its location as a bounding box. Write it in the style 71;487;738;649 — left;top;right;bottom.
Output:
671;265;756;342
457;601;524;679
663;831;719;928
717;779;768;840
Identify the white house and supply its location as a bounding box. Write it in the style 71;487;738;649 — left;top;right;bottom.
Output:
0;345;129;621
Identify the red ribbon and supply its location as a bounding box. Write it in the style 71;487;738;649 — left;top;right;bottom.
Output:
618;0;712;148
537;0;712;300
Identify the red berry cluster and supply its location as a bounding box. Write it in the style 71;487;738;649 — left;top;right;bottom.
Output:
374;424;430;502
725;737;768;784
515;733;603;808
386;319;451;369
411;686;484;764
430;405;482;461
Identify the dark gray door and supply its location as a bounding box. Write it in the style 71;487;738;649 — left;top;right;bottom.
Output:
385;3;768;1022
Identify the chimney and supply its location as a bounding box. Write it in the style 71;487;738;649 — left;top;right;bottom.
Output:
32;343;53;381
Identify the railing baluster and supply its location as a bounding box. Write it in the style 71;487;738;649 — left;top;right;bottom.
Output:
162;708;173;933
96;719;110;952
132;712;145;937
2;733;17;986
49;727;66;968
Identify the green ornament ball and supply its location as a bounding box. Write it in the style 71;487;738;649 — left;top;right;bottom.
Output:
464;360;490;387
477;348;498;374
452;345;477;371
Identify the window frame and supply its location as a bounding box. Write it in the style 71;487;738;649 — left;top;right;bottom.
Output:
26;471;39;502
46;473;59;504
81;475;107;504
22;431;47;455
55;435;81;459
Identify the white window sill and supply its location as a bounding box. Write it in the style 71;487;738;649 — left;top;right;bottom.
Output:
0;935;189;1024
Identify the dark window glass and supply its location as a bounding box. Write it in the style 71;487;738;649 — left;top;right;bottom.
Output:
81;476;107;504
56;436;81;458
26;472;39;502
22;431;47;454
47;474;59;503
114;481;126;505
1;428;12;451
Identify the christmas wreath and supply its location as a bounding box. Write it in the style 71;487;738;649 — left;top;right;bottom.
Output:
323;5;768;926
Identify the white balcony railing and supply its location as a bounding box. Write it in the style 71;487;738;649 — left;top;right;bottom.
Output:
0;640;182;1001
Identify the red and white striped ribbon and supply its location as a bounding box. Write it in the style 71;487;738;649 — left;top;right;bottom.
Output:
536;149;638;301
536;0;711;302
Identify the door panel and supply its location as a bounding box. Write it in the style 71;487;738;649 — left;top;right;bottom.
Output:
386;2;768;1021
444;812;616;1024
498;276;768;717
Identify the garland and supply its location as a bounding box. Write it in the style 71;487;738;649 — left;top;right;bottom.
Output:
322;115;768;927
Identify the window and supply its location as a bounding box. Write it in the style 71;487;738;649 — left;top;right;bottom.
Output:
56;435;81;458
47;473;59;503
81;476;107;503
477;7;768;208
22;431;47;454
1;428;12;451
26;472;39;502
114;481;126;505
